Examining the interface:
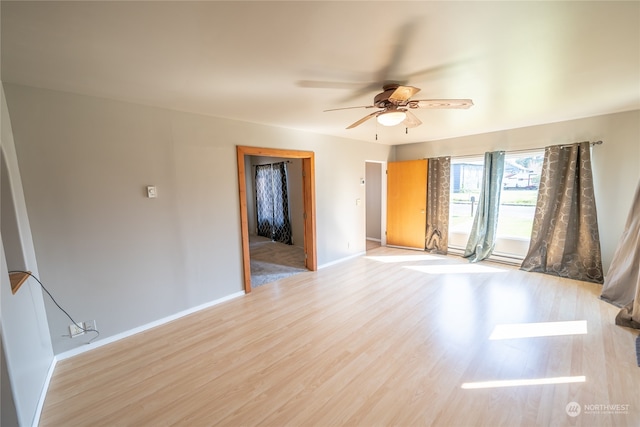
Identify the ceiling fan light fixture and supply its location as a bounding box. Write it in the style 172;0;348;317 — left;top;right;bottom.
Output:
377;110;406;126
326;84;472;129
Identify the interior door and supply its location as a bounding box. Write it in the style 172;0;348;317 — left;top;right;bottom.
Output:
386;159;428;249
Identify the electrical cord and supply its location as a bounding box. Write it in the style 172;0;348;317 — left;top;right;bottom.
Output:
8;270;100;344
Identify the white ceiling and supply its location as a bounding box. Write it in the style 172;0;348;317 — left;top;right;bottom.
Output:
2;1;639;145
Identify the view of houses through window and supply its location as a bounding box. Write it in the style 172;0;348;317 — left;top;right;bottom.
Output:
448;150;544;259
449;156;484;247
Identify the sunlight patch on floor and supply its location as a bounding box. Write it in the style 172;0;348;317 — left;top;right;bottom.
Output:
404;264;507;274
489;320;587;340
461;376;586;389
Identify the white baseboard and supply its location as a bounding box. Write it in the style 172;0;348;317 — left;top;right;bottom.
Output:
32;356;58;427
318;251;366;269
487;253;523;266
366;237;381;242
56;290;245;361
448;247;522;266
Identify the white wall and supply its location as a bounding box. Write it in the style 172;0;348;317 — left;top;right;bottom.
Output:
3;83;393;355
395;110;640;273
1;86;54;427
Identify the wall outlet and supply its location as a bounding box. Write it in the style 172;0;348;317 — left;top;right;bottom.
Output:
83;320;97;331
69;323;85;338
146;185;157;198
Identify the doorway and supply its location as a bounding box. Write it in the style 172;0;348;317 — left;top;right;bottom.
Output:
236;146;317;293
365;161;387;251
249;157;304;286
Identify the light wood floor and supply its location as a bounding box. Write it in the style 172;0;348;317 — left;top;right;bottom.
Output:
366;239;382;251
40;246;640;426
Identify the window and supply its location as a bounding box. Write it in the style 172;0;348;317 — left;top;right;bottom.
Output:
493;151;543;259
449;156;485;250
448;150;543;260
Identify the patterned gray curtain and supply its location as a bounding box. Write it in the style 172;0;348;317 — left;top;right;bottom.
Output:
463;151;505;262
600;179;640;328
255;162;293;245
425;156;450;254
520;142;603;283
255;164;273;238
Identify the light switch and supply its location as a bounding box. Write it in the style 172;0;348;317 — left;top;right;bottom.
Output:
147;186;157;198
356;198;361;206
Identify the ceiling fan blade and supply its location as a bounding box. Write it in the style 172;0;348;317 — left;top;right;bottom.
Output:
410;99;474;109
389;85;421;103
324;105;375;112
404;57;475;82
346;111;379;129
402;110;422;128
297;80;365;90
338;21;419;104
339;81;389;104
374;20;419;85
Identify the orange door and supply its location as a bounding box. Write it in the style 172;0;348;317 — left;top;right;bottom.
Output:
386;159;428;249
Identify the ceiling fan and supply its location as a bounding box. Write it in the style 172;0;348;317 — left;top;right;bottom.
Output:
324;84;473;129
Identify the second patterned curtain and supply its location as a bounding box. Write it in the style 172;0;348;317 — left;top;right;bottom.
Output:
600;179;640;328
255;162;293;245
520;142;603;283
425;156;451;254
463;151;505;262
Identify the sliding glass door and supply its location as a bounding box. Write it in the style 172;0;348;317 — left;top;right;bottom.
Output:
449;156;484;250
449;150;543;260
493;151;543;259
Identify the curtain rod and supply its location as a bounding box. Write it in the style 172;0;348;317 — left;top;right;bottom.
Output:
488;140;604;156
252;160;292;167
430;140;603;160
558;140;603;149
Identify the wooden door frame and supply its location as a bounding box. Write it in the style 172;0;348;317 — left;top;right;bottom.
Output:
236;146;317;293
